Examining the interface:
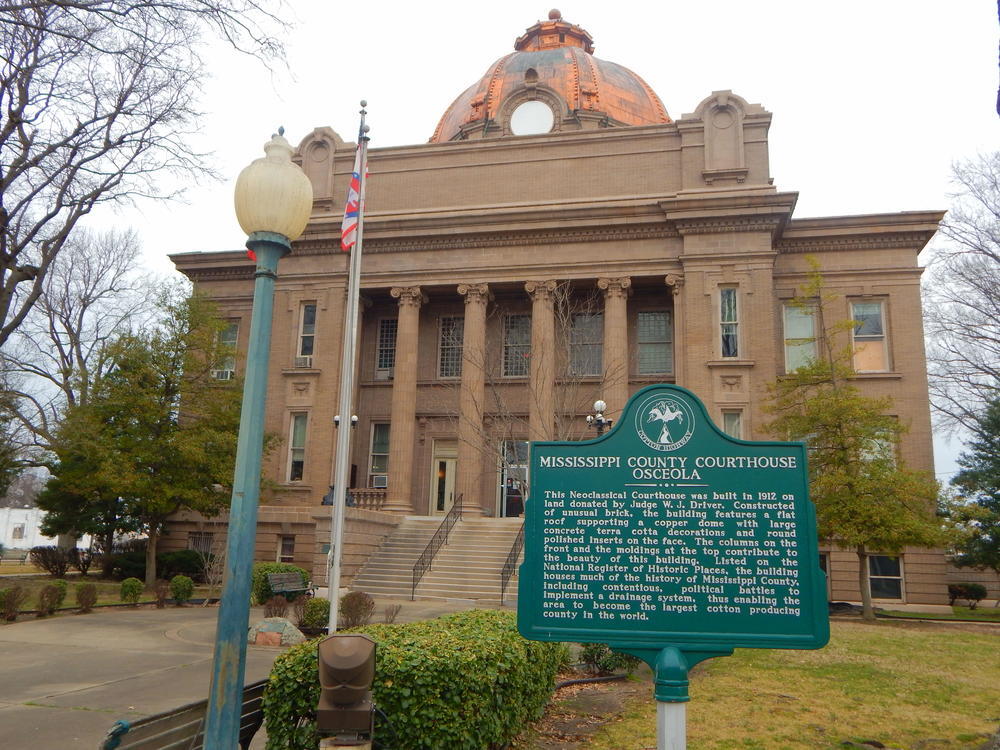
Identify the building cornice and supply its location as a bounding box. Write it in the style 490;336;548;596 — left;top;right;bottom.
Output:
776;233;938;254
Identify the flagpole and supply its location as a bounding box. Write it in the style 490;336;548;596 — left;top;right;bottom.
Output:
327;101;369;633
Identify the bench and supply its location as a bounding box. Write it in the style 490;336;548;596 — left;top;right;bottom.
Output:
98;678;266;750
0;549;29;564
266;572;311;599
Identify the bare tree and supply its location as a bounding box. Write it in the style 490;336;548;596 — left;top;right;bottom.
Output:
436;282;621;515
924;153;1000;432
2;228;155;454
195;534;227;605
0;1;284;347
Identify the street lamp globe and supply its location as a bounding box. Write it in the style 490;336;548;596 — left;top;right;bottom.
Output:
594;399;607;414
234;129;313;243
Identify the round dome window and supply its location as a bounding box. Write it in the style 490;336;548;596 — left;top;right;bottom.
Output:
510;100;555;135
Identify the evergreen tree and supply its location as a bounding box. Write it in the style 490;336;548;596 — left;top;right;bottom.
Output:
947;394;1000;577
41;291;242;585
764;264;941;620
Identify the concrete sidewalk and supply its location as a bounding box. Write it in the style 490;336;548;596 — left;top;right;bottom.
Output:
0;595;504;747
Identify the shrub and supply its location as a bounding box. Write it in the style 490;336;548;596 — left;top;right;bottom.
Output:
579;642;641;676
338;591;375;629
948;582;988;609
250;562;309;605
292;594;307;626
52;579;68;609
1;585;28;622
36;584;63;617
383;603;402;624
158;550;204;582
170;575;194;605
120;577;143;605
263;595;289;618
111;550;147;581
154;580;170;608
263;609;564;750
69;547;94;576
76;582;98;613
301;597;330;630
29;546;71;577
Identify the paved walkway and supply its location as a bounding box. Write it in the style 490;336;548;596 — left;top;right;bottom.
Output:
0;595;497;747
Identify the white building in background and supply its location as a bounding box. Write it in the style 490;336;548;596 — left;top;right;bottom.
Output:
0;506;58;550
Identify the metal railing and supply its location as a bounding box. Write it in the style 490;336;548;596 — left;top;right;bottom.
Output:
411;494;463;600
500;521;525;606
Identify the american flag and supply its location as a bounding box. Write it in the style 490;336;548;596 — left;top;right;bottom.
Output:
340;143;366;252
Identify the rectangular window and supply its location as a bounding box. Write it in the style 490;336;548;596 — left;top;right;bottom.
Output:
12;523;24;540
298;303;317;359
868;555;903;599
851;300;888;372
369;423;390;488
783;304;816;372
288;413;308;481
214;321;239;379
722;411;742;439
720;288;739;358
503;314;531;377
278;535;295;563
570;312;603;376
438;316;464;378
637;311;673;374
188;531;214;556
376;318;398;378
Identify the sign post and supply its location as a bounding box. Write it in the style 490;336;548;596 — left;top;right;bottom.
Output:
518;385;829;749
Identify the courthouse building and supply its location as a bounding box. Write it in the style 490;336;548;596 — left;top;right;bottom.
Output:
168;12;949;606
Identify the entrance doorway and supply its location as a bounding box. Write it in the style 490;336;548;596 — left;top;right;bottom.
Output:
498;440;528;518
430;440;457;515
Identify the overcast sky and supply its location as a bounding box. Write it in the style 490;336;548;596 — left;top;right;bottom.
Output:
92;1;999;477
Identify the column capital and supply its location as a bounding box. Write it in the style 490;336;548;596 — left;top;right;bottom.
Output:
457;282;491;305
391;286;425;308
598;276;632;299
664;273;685;294
524;279;558;301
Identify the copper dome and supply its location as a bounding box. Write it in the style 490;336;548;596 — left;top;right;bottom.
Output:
430;11;670;143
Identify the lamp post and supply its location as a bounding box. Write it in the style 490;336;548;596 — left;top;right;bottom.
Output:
586;399;612;436
204;129;313;748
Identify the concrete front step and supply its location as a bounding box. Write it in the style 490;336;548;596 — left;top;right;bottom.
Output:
351;516;524;601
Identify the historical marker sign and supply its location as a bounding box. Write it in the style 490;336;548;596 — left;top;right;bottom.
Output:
518;384;829;658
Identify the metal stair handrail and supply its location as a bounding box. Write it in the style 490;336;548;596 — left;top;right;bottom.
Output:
500;521;525;606
411;494;463;600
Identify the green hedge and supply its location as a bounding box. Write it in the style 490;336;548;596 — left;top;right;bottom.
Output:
262;609;565;750
250;562;310;605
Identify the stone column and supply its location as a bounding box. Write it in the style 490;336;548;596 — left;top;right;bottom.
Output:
525;280;557;441
456;283;490;516
597;277;631;421
665;273;685;386
384;286;423;514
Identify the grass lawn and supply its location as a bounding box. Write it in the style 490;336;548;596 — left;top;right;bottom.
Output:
587;620;1000;750
0;573;216;611
880;606;1000;623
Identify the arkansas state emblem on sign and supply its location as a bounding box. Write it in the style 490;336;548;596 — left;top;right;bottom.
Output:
634;392;695;452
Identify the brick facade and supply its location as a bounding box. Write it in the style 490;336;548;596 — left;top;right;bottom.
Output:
169;19;948;607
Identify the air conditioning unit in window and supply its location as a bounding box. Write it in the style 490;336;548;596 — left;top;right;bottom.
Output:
374;367;394;381
294;355;313;368
212;369;234;381
372;475;388;489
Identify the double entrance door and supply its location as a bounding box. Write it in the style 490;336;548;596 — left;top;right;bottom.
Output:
428;439;529;517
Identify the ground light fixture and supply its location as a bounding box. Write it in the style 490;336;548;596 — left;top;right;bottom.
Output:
317;634;376;746
204;128;313;748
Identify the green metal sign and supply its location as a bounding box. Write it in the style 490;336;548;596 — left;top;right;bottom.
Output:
518;385;828;698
